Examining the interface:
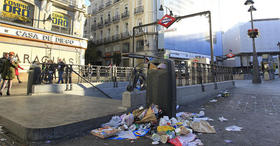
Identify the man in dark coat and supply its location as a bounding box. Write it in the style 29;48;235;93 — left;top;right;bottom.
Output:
0;53;9;84
0;52;18;96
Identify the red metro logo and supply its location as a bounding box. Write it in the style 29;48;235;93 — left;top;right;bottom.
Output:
158;14;176;28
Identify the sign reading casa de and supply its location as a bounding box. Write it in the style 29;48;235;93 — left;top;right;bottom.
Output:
0;25;87;48
0;0;34;26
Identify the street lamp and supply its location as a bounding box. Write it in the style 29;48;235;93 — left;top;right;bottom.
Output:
159;5;173;16
244;0;261;84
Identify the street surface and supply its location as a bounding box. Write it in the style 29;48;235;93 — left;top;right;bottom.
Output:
1;79;280;146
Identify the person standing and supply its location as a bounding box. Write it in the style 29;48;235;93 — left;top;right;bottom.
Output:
0;52;18;96
57;59;65;84
0;53;9;84
15;62;24;83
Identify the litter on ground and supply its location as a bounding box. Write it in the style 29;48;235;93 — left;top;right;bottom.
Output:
225;125;243;131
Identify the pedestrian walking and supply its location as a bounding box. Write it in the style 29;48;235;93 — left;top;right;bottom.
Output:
46;60;55;84
0;52;18;96
57;59;65;84
0;53;9;84
15;63;24;83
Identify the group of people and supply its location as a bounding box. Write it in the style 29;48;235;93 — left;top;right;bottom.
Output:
0;52;23;96
41;59;66;84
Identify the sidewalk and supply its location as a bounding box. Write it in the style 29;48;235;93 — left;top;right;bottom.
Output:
1;79;280;146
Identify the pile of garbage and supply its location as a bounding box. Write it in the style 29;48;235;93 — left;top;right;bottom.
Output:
90;105;217;145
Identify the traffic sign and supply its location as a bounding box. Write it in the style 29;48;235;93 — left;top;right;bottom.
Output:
226;53;235;58
158;14;176;28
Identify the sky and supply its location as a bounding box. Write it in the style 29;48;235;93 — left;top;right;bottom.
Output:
85;0;90;6
164;0;280;33
84;0;280;32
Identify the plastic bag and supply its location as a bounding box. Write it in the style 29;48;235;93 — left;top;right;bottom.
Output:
116;131;137;139
225;125;242;131
122;113;134;126
168;133;196;146
102;116;122;128
190;120;216;134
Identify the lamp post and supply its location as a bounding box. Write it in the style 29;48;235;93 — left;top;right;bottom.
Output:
277;42;280;77
244;0;261;84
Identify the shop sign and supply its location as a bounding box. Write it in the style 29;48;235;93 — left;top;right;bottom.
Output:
0;25;87;48
0;0;34;26
52;12;69;28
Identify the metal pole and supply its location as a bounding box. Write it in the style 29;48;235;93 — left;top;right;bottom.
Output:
208;12;214;65
132;27;135;67
250;8;261;84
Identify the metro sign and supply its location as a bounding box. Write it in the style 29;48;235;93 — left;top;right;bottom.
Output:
226;53;235;58
158;14;176;28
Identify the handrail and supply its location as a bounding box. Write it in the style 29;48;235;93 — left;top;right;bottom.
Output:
71;69;113;99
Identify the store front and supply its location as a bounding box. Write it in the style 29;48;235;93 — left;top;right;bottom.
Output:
0;22;87;81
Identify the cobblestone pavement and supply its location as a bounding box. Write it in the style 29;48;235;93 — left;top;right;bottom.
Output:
1;79;280;146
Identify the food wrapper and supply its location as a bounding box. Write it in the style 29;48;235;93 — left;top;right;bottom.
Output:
90;126;119;138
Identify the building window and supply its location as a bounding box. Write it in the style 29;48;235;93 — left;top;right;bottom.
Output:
137;0;142;6
122;43;129;53
124;23;128;32
51;12;72;34
124;4;128;12
0;0;35;26
116;25;119;34
101;31;103;39
136;40;144;52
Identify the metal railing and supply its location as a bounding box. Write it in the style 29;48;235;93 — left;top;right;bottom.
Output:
121;11;130;19
175;62;233;86
104;18;112;26
34;63;233;88
112;34;120;41
105;0;112;7
56;0;77;7
114;0;120;3
134;6;144;14
121;31;130;39
112;15;120;22
98;22;104;28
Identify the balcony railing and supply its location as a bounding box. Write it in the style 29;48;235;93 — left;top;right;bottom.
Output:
114;0;120;3
104;19;112;26
56;0;77;7
104;37;112;43
112;34;120;41
98;22;104;29
121;11;129;19
121;31;130;39
91;24;97;31
99;4;104;10
134;6;144;14
112;15;120;23
95;39;104;45
105;0;112;7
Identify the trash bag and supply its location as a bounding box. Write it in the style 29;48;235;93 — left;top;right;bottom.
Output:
190;120;216;134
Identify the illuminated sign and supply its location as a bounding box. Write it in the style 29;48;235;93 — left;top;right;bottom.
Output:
0;0;34;26
158;14;176;28
52;12;69;28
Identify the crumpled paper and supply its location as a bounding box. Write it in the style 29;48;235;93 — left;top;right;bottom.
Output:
190;120;216;134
